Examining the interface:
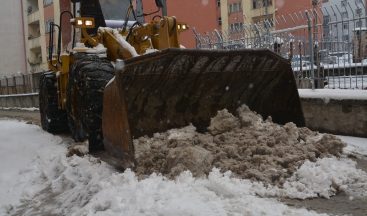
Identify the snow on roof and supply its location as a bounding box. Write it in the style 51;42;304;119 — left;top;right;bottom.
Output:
298;89;367;100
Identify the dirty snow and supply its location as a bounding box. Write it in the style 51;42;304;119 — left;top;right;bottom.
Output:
1;112;367;215
134;106;345;185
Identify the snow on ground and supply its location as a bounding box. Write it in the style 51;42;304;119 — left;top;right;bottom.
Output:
298;89;367;101
0;120;65;210
0;119;366;215
0;107;39;111
338;135;367;156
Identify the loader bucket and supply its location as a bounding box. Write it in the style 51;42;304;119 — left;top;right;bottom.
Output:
102;48;305;165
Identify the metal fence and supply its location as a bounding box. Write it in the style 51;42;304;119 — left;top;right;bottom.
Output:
194;1;367;90
0;73;41;95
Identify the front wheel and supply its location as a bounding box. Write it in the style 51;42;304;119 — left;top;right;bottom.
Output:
39;72;68;133
68;54;114;152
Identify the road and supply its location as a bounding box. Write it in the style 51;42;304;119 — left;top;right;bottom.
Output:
0;109;366;216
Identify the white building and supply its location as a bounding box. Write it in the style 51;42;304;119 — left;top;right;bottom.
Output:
322;0;366;44
0;0;27;77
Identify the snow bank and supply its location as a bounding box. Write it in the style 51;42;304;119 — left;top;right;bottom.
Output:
298;89;367;101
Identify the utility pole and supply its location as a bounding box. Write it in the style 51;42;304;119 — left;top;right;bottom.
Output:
312;0;320;88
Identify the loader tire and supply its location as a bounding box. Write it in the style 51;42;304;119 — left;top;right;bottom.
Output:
67;64;87;142
39;72;68;133
68;53;114;152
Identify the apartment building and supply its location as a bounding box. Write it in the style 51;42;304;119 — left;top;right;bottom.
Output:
322;0;366;43
23;0;69;73
220;0;276;34
0;0;27;77
219;0;324;33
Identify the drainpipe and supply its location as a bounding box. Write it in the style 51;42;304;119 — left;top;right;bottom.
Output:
20;0;33;92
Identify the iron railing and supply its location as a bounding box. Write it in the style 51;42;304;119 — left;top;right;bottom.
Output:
0;73;41;95
194;1;367;90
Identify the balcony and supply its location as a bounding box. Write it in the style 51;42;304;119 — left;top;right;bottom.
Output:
28;37;41;49
28;10;40;24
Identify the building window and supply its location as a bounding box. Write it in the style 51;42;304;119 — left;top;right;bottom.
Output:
217;0;220;7
356;8;362;16
341;11;348;19
341;0;347;7
229;2;242;14
343;23;349;30
252;0;272;10
44;0;53;6
229;22;243;33
342;35;349;41
356;20;362;27
218;17;222;25
323;15;330;26
45;19;54;33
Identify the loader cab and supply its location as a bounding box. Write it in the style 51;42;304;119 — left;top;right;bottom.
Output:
75;0;165;34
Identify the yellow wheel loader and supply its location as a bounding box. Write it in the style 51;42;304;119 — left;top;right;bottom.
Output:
40;0;305;167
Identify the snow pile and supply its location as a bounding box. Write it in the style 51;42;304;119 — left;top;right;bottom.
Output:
134;105;345;185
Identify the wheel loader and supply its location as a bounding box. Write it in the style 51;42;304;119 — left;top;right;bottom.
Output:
40;0;305;167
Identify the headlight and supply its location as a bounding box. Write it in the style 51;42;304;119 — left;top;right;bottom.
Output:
85;20;94;26
177;23;189;31
72;17;95;29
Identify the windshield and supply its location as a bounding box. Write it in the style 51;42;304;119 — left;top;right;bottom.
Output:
99;0;134;20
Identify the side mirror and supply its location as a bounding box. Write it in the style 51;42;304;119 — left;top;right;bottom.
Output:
155;0;164;8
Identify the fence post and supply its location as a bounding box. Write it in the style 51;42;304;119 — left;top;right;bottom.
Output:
13;76;17;94
5;77;9;95
305;11;315;90
22;74;26;93
30;72;35;93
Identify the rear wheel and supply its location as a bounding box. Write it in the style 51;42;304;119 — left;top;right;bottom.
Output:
67;54;114;151
39;72;68;133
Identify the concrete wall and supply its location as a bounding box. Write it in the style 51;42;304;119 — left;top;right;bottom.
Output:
301;98;367;138
0;93;39;108
0;0;27;77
